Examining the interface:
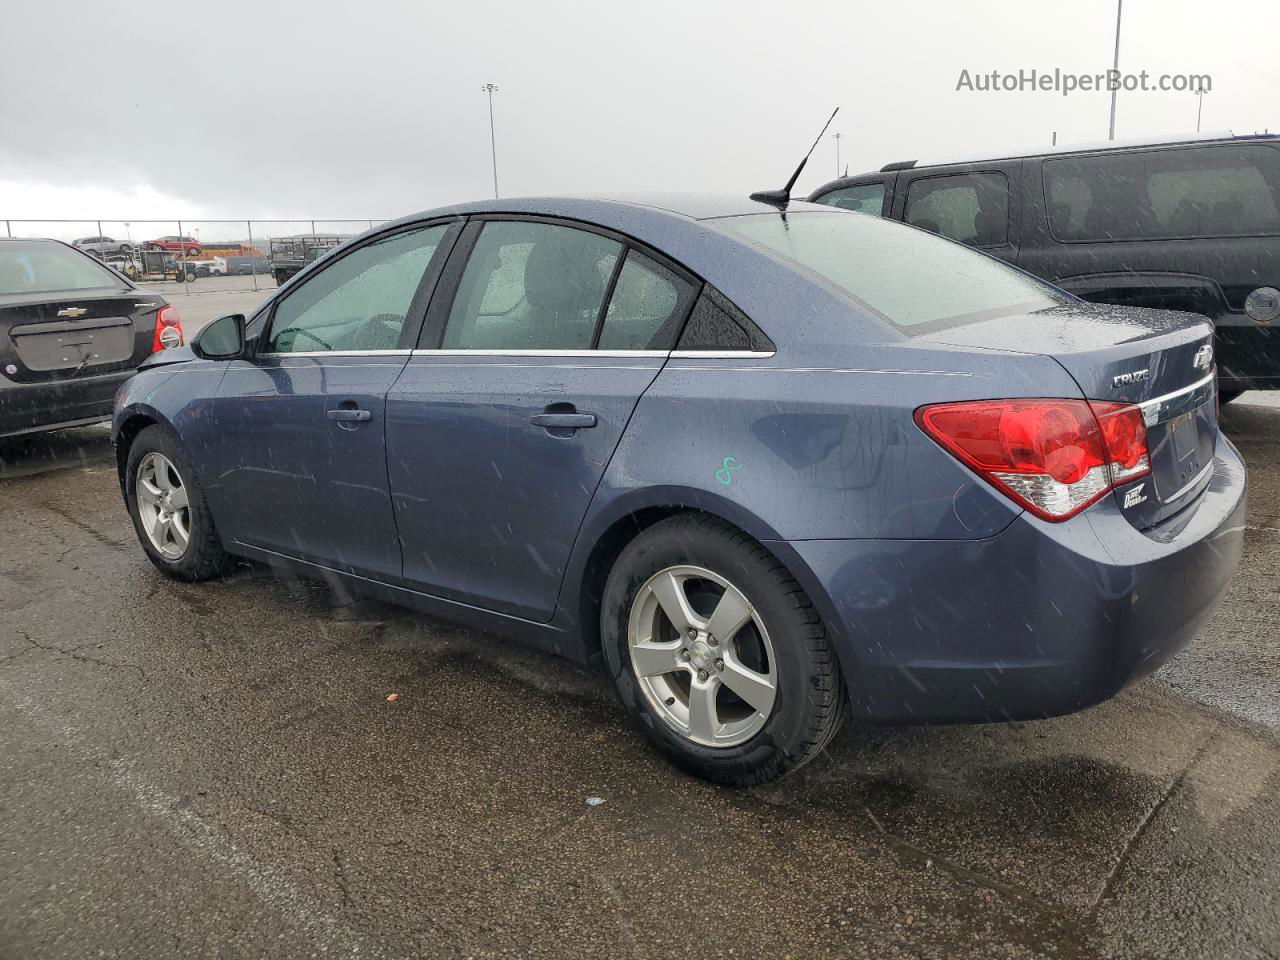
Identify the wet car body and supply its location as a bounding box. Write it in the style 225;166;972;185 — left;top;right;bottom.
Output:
1;238;177;438
112;195;1246;728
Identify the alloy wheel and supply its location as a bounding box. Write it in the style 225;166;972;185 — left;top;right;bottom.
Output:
135;452;192;560
627;564;777;748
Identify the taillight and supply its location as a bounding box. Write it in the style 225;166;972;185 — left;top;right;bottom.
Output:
151;304;184;353
915;398;1151;522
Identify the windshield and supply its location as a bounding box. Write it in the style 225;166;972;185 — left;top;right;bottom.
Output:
718;210;1071;331
0;241;126;295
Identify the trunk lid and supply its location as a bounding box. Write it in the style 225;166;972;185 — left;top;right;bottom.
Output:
0;287;161;384
916;303;1218;530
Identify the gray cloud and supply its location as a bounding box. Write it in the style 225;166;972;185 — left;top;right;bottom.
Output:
1;0;1276;220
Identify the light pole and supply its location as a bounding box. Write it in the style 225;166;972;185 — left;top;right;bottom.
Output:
481;83;500;199
832;132;843;177
1194;83;1210;132
1108;0;1123;140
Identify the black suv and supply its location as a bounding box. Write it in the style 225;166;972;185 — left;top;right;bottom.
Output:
808;133;1280;399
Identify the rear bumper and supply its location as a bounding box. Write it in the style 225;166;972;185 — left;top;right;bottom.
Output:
771;432;1247;724
0;370;133;438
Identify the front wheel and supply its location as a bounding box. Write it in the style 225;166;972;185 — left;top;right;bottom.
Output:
601;514;846;785
125;426;235;581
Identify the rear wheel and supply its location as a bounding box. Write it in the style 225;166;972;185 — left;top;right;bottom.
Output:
601;514;845;785
125;426;235;581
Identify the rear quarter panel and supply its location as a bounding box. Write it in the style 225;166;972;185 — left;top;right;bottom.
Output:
587;341;1079;545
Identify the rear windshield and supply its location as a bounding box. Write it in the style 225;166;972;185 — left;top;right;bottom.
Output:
1044;143;1280;241
719;211;1069;331
0;241;125;295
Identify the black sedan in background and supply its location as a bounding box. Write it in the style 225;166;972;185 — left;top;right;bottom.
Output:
0;239;184;439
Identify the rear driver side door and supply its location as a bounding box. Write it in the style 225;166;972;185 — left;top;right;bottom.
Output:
385;217;697;621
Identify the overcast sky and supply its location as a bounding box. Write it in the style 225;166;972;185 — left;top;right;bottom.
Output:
1;0;1277;231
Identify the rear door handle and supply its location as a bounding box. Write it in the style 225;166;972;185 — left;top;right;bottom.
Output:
530;413;597;429
327;408;372;422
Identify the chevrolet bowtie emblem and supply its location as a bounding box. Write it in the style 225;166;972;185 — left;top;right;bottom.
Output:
56;307;88;318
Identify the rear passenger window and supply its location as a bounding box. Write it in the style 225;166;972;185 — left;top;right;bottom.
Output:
1044;144;1280;241
443;221;621;350
814;183;885;215
905;172;1009;246
597;252;691;350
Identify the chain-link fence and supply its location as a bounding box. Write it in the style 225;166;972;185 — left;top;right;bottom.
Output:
1;218;387;294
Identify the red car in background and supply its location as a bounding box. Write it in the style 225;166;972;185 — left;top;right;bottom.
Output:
145;236;202;257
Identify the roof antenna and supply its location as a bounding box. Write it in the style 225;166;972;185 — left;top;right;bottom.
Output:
750;106;839;207
843;164;849;177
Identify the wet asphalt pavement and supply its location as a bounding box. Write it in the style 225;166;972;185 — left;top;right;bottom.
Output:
1;400;1279;959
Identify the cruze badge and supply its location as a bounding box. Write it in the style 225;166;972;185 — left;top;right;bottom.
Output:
1113;368;1150;388
1193;344;1213;371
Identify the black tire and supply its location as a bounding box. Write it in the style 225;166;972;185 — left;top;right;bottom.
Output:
124;425;236;581
1219;387;1244;406
601;514;846;786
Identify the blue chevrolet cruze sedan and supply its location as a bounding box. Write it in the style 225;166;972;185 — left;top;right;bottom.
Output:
112;195;1246;784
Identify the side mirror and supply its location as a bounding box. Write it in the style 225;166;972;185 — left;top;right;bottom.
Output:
192;313;247;360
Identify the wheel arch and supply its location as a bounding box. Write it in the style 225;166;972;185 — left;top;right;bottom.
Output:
113;407;169;490
562;487;805;667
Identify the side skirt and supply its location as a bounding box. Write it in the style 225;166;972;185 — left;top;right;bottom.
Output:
231;542;581;660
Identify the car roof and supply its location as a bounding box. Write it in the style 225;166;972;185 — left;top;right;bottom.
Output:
810;131;1280;193
404;192;832;223
288;194;882;351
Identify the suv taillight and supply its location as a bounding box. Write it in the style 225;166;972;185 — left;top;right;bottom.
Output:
915;398;1151;521
151;305;184;353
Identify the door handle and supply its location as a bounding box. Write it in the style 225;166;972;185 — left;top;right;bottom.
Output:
530;413;597;429
327;408;372;422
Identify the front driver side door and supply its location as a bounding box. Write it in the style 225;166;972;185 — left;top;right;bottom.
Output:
204;221;459;579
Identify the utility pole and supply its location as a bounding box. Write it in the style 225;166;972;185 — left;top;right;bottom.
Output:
1195;83;1209;132
1108;0;1123;139
832;132;843;177
481;83;500;199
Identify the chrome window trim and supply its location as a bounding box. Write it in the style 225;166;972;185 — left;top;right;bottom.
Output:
407;349;775;359
255;349;414;358
669;350;775;359
1138;370;1216;426
411;349;670;358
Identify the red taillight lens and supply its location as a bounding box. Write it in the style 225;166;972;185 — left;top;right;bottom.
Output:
1089;401;1151;484
915;398;1151;522
151;304;184;353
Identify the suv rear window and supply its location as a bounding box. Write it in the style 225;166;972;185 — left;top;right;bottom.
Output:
0;241;125;295
814;183;885;215
1044;143;1280;241
719;211;1069;331
905;172;1010;246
